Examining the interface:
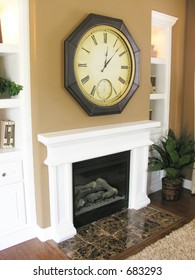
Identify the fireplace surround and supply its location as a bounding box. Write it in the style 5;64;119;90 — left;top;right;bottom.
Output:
38;120;160;242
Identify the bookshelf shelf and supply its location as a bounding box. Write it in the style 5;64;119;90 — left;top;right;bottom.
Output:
0;43;19;56
150;93;165;100
0;98;20;108
151;57;166;65
0;147;21;162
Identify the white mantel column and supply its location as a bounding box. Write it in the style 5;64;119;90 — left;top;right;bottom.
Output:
48;163;76;242
129;146;150;209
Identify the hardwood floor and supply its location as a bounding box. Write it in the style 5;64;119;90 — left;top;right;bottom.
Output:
0;188;194;260
0;238;69;260
150;188;195;221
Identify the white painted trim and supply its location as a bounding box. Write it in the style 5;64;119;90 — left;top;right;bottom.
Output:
148;184;162;195
35;225;52;242
38;120;160;145
19;0;37;227
152;10;178;27
183;179;192;191
0;225;37;251
38;120;160;243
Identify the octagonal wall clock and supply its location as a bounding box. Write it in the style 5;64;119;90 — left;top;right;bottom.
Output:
64;13;140;116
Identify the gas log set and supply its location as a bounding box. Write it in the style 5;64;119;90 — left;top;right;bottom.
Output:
75;178;119;210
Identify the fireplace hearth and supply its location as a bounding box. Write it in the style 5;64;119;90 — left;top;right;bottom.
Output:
38;120;160;242
73;151;130;227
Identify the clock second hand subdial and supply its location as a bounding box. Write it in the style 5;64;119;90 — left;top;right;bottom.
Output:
101;46;121;72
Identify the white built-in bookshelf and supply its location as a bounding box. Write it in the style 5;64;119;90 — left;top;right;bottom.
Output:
0;0;36;250
147;11;178;194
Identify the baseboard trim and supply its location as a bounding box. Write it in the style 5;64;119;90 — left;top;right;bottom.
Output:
183;179;192;190
0;225;53;251
0;225;37;251
35;225;52;242
147;184;162;195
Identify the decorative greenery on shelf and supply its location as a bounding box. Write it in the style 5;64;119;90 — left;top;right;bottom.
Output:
148;129;195;180
0;77;23;98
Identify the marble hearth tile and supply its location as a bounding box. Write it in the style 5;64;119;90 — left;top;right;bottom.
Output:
114;210;144;227
93;215;125;235
137;206;181;226
77;223;109;243
93;236;126;258
132;219;164;238
58;235;87;255
113;227;144;248
137;206;161;217
115;208;144;221
68;243;110;260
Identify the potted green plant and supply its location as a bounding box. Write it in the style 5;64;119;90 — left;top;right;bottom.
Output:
0;77;23;98
148;129;195;200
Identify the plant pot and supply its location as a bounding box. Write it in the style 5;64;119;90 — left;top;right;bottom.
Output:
162;177;183;201
0;92;11;99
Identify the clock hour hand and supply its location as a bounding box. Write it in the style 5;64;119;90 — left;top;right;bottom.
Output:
101;46;121;72
104;46;108;65
101;47;109;72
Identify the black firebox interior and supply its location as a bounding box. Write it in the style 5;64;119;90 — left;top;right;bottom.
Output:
73;151;130;228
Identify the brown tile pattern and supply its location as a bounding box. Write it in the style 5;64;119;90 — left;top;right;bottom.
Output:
58;206;182;260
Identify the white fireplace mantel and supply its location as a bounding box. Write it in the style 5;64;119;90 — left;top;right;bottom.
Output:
38;120;160;242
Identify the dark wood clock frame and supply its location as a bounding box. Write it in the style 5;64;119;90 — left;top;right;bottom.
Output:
64;13;140;116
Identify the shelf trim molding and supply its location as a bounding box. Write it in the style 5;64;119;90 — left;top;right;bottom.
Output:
0;43;19;56
0;98;20;108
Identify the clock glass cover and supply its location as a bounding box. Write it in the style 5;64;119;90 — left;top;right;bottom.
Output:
74;25;135;107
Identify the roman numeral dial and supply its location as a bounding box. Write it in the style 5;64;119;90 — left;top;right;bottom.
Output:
81;75;90;85
74;24;135;107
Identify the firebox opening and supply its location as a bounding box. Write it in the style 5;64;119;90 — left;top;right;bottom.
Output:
73;151;130;228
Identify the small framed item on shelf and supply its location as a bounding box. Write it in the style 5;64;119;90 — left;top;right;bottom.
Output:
0;120;15;149
149;108;152;120
151;76;156;93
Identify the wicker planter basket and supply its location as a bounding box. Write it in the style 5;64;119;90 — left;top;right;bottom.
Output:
162;177;183;201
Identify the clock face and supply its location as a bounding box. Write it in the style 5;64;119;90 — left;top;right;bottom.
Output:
65;14;140;116
74;25;135;107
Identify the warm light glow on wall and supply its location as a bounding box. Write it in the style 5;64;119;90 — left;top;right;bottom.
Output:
0;0;19;44
151;27;166;60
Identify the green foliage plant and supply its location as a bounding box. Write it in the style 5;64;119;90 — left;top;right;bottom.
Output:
148;129;195;180
0;77;23;97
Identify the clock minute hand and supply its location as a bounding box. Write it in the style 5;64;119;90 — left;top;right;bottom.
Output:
101;46;121;72
105;46;121;67
104;46;108;65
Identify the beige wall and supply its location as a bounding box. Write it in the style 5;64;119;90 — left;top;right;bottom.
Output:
183;0;195;136
182;0;195;179
30;0;186;227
